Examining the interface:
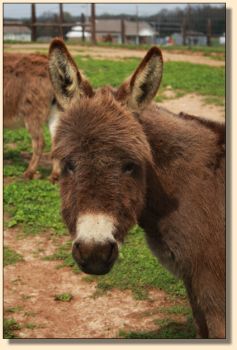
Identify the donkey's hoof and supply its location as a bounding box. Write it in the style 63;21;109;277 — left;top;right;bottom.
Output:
23;170;35;179
49;172;60;184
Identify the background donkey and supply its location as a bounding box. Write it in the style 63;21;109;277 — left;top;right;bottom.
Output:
48;39;225;339
4;52;60;181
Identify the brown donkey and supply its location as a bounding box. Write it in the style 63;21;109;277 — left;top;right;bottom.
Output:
48;39;225;339
4;52;60;181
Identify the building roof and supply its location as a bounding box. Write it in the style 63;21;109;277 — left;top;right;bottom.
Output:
4;25;31;34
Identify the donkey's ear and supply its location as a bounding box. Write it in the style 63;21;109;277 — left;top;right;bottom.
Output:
118;47;163;110
48;38;93;108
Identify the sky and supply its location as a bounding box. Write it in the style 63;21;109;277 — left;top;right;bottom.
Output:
3;3;224;19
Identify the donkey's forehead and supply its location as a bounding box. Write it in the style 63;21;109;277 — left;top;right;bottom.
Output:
54;92;151;162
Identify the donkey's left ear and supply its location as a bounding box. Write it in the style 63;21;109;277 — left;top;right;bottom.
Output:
48;38;93;109
117;47;163;110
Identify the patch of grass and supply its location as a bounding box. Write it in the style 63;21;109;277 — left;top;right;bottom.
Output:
4;126;51;178
158;305;192;316
24;311;37;317
74;56;224;104
21;294;32;301
75;56;139;88
119;316;195;339
4;246;24;266
54;293;73;302
4;128;31;152
47;226;186;299
5;306;24;314
4;179;66;235
204;95;225;106
162;61;225;98
3;318;21;339
44;240;80;272
25;322;37;330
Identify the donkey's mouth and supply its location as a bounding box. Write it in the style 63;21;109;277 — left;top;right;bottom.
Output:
77;260;115;275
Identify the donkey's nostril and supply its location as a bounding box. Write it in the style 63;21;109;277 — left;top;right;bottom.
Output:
72;240;86;265
74;241;80;250
108;241;118;263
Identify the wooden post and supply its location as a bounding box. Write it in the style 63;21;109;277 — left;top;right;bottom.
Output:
59;3;64;39
81;13;85;42
136;5;139;45
31;4;36;42
182;18;186;45
91;3;96;44
207;18;212;46
121;19;125;44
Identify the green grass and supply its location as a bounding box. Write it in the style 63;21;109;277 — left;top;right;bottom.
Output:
5;306;24;314
44;240;79;272
4;246;24;266
4;179;66;235
3;318;21;339
74;56;225;105
54;293;73;302
3;126;52;179
158;305;192;316
3;126;51;153
25;322;37;330
3;126;64;235
119;316;195;339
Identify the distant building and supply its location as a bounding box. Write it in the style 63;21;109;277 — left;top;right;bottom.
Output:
219;33;225;45
66;24;91;41
4;24;31;42
66;19;156;44
96;19;156;44
172;31;207;46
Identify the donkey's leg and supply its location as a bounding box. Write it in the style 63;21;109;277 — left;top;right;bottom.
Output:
205;314;225;339
48;100;61;183
50;155;61;184
24;121;44;179
184;280;209;338
203;286;225;338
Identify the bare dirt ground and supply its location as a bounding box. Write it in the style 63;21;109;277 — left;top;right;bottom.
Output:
159;92;225;122
3;44;225;338
4;43;225;67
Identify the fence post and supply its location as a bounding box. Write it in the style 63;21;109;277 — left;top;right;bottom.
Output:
181;18;186;45
91;4;96;44
81;13;86;42
31;4;36;42
59;3;64;39
207;18;212;46
121;19;125;44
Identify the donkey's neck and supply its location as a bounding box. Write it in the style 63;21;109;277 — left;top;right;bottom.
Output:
137;103;225;230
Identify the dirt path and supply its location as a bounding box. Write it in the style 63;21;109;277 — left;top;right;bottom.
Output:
4;43;225;67
4;229;188;338
159;93;225;122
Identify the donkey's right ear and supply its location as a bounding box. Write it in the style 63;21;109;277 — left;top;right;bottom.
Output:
48;38;93;108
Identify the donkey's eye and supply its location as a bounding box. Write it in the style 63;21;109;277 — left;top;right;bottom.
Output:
63;160;76;175
122;162;139;176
